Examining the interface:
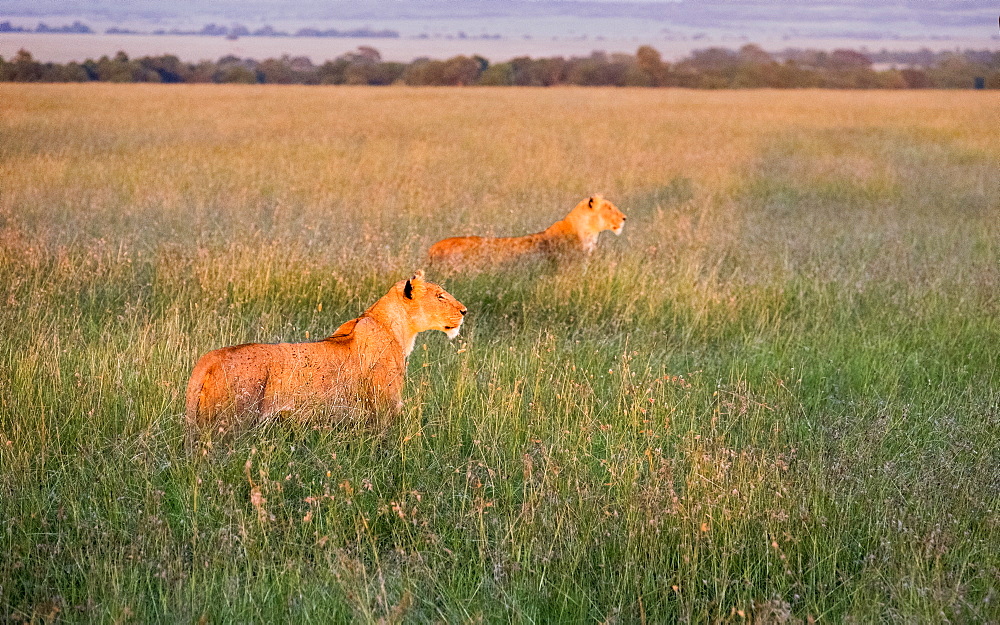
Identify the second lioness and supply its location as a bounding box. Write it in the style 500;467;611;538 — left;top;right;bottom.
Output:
185;271;466;444
428;195;626;270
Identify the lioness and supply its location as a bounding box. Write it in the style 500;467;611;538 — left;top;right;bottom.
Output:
427;195;626;270
184;270;466;444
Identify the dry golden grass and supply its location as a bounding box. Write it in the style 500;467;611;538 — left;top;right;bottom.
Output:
1;84;998;623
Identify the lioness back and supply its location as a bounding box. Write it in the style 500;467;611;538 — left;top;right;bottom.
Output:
428;234;544;267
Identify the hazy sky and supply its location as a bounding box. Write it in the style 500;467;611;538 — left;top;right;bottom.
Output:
3;0;996;26
2;0;996;63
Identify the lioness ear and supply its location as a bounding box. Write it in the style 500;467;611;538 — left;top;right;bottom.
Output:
588;196;596;209
403;269;425;300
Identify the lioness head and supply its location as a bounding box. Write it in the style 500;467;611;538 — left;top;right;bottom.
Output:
399;270;467;339
577;195;627;236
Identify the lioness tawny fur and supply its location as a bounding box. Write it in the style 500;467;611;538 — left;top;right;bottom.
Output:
184;271;466;444
428;195;626;270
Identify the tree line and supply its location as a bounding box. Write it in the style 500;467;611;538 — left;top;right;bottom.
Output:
2;44;998;88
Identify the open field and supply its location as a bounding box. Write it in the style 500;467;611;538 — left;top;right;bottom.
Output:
1;85;998;622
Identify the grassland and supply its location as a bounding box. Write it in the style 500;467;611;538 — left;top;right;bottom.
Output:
1;85;998;623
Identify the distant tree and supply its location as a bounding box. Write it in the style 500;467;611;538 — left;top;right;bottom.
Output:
317;58;350;84
44;61;89;82
622;64;653;87
669;66;702;88
139;54;188;82
532;57;568;85
900;68;930;88
333;47;402;85
738;44;772;65
635;45;668;86
684;47;739;73
478;62;514;86
776;60;820;88
677;47;741;86
565;56;603;85
5;49;45;81
258;55;309;84
402;58;435;85
782;49;826;69
215;64;258;84
405;58;454;85
354;46;382;63
696;73;731;89
508;57;541;85
377;62;408;85
403;56;481;86
608;53;636;86
877;69;908;89
88;51;148;82
826;49;872;70
440;56;482;85
927;52;981;88
186;61;218;83
346;61;404;85
732;62;777;88
566;51;627;86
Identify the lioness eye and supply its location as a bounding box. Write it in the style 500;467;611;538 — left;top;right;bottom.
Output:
437;294;445;300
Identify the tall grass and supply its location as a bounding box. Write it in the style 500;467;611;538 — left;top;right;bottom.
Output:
1;85;998;622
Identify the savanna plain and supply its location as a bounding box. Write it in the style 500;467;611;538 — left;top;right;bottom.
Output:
1;85;998;623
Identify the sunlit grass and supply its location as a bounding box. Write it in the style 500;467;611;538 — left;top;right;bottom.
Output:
1;84;998;622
